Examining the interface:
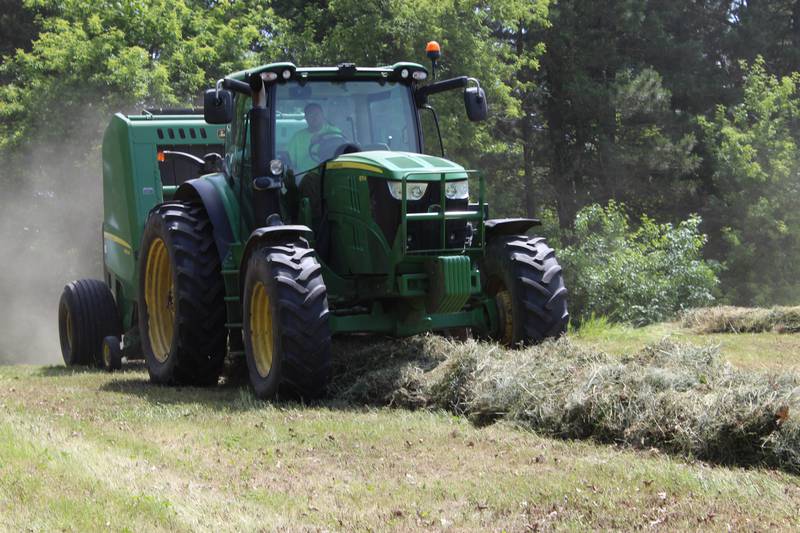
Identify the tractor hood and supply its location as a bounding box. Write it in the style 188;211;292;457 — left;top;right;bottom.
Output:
325;151;468;181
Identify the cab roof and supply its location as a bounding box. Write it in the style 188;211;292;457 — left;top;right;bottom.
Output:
227;62;428;83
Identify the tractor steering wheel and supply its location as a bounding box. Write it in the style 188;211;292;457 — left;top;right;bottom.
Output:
308;132;349;162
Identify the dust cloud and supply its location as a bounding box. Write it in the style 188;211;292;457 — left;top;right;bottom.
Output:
0;116;106;364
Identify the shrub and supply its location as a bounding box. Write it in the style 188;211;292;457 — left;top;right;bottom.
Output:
559;202;718;326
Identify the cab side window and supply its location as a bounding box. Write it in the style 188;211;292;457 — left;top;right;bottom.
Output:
226;95;251;178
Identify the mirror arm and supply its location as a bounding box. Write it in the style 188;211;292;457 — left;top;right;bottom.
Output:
415;76;469;106
221;78;252;96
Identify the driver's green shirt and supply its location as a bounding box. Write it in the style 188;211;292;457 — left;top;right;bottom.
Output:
287;123;341;174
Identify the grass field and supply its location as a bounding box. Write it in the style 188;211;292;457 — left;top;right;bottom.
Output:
2;322;800;531
572;318;800;372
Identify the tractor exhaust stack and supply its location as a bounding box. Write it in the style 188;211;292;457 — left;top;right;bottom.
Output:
249;73;282;226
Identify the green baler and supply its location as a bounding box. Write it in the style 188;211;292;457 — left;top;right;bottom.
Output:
58;60;568;399
100;113;225;343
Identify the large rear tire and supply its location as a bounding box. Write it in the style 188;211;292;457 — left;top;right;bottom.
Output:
242;239;332;400
58;279;121;367
481;235;569;345
138;202;226;386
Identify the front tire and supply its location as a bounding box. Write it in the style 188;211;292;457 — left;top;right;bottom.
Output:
58;279;120;367
138;202;226;386
242;239;332;400
481;236;569;345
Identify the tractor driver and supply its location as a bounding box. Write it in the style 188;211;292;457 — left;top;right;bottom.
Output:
287;103;341;175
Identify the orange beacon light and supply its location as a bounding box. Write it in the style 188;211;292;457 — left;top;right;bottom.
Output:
426;41;441;79
426;40;441;60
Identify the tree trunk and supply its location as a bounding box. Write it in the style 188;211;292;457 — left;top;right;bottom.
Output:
546;100;579;230
792;0;800;68
521;112;536;217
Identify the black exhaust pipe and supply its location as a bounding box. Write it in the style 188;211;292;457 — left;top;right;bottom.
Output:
248;73;281;226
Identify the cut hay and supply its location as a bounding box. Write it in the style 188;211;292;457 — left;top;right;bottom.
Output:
330;335;800;474
681;306;800;334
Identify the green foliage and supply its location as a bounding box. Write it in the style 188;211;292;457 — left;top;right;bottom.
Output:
533;2;708;226
610;69;701;207
0;0;41;61
0;0;283;150
560;202;718;325
698;57;800;305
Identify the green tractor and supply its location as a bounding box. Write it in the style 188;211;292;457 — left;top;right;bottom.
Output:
58;58;569;399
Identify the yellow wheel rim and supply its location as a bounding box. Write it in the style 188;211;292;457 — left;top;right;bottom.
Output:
103;343;111;367
496;289;514;345
250;281;275;378
145;238;175;363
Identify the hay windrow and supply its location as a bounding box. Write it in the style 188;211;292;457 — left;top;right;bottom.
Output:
331;335;800;474
682;306;800;334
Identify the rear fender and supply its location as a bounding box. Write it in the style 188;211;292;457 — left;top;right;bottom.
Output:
239;225;314;291
174;174;238;262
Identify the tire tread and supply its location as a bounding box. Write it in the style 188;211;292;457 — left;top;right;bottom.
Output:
139;202;227;386
58;279;120;366
482;235;569;345
244;240;332;399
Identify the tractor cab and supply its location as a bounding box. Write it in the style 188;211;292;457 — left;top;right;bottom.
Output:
206;62;486;173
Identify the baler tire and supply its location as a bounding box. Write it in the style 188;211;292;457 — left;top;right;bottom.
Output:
481;235;569;345
58;279;121;367
242;239;332;400
102;336;123;372
138;202;226;387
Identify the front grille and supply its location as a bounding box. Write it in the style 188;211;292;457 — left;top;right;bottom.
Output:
368;178;469;251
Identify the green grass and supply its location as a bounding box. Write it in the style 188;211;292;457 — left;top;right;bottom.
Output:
2;331;800;531
571;316;800;372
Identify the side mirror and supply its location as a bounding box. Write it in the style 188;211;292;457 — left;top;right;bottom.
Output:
204;88;233;124
464;86;488;122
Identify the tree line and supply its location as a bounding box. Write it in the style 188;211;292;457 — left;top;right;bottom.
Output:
1;0;799;314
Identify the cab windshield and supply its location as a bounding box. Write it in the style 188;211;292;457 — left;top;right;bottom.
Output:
274;80;419;174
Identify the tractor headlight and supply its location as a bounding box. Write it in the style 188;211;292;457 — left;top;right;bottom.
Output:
269;159;284;176
387;181;428;200
445;180;469;200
